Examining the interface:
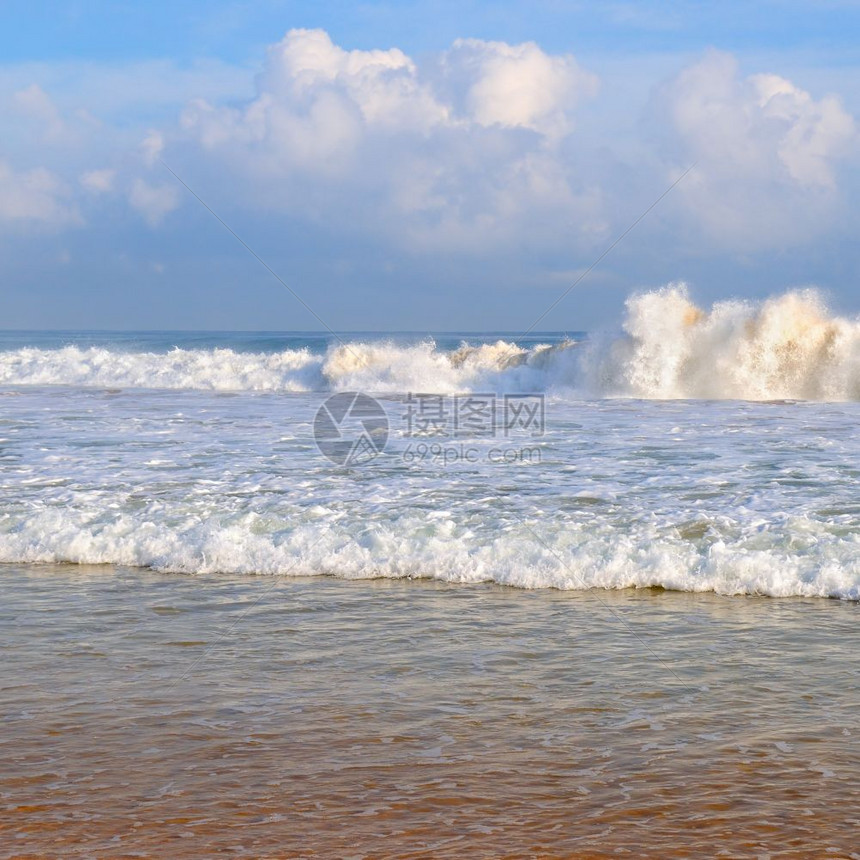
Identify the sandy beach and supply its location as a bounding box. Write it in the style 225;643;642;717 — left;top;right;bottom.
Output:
2;564;857;858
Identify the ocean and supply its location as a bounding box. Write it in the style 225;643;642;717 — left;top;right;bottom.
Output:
1;287;859;598
1;285;859;856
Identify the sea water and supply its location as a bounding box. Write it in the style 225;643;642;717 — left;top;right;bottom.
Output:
1;286;859;598
1;286;859;856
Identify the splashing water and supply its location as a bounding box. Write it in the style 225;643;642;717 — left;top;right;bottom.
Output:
1;287;858;400
584;285;860;401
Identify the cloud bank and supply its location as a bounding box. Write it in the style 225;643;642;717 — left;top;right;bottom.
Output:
653;50;856;248
171;29;605;253
170;30;857;254
0;28;857;302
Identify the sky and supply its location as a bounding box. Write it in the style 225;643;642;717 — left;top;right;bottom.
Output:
1;0;859;331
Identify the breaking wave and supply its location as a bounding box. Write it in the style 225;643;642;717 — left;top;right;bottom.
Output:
584;285;860;400
2;506;858;600
1;286;858;400
0;339;578;394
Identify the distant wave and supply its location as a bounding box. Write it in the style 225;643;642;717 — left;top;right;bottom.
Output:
0;344;326;392
0;339;579;394
1;287;859;399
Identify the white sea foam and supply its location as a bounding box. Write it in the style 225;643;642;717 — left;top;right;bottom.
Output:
0;380;858;599
1;287;858;400
0;339;579;394
1;289;858;599
0;345;326;391
1;504;858;599
584;285;860;400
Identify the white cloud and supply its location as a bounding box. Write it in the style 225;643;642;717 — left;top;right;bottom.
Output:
262;28;447;131
128;178;180;226
12;83;65;139
444;38;598;136
0;160;80;226
751;73;856;188
655;50;857;247
79;168;115;193
181;28;449;178
177;29;605;251
0;32;856;266
141;130;165;167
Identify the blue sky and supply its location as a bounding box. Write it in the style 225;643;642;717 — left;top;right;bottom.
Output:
1;0;859;330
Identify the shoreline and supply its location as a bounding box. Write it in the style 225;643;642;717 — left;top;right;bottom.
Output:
3;559;858;603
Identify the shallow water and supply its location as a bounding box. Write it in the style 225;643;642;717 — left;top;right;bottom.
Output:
2;385;859;598
2;565;858;858
2;325;859;599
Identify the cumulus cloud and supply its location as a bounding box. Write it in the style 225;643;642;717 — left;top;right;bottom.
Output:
755;73;856;188
443;38;598;136
181;28;598;155
0;160;80;226
655;50;857;247
177;28;605;252
12;83;65;140
79;168;115;193
262;28;447;131
181;28;449;177
128;178;180;226
1;31;857;266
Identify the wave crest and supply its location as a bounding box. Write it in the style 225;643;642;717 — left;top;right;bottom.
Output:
1;287;858;400
584;285;860;400
0;344;325;391
0;338;578;394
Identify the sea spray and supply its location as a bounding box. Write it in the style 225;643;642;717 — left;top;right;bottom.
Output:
583;285;860;400
1;287;858;400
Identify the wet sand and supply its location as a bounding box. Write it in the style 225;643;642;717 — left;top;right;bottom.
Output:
1;565;858;858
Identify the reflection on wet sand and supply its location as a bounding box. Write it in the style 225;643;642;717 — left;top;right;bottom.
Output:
1;566;858;858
